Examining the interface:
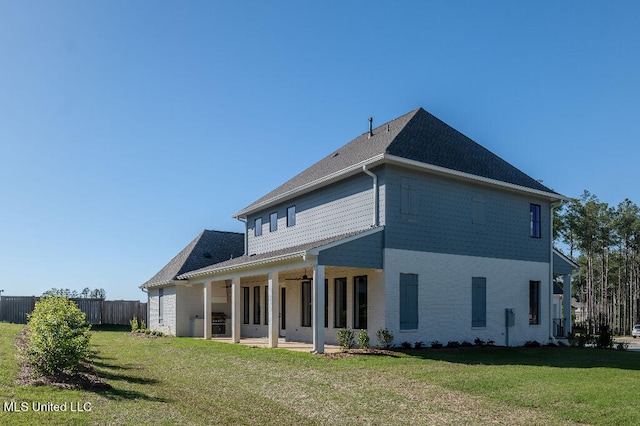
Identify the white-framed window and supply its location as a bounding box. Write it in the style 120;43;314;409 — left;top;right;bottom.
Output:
287;206;296;227
530;204;541;238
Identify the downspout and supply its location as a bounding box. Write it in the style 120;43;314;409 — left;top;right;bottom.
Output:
362;165;378;227
236;217;248;255
549;200;563;344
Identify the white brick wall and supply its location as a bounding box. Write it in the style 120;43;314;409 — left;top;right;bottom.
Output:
383;249;551;347
149;286;177;336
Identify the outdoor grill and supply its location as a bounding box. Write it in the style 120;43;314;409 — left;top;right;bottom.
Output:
212;312;226;335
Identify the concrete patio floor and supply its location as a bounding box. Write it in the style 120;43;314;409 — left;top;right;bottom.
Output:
209;337;342;354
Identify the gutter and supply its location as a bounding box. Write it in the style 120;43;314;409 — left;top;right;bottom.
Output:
236;217;248;255
362;165;379;227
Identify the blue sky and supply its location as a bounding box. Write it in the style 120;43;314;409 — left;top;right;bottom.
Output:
1;2;639;301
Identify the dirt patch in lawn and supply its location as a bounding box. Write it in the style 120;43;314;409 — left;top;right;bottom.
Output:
14;328;112;391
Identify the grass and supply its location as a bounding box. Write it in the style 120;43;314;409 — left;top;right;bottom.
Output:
1;322;639;425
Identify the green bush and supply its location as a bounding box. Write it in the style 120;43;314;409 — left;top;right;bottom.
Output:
376;328;394;349
596;324;614;349
23;296;92;375
358;330;370;349
130;317;139;332
336;328;356;351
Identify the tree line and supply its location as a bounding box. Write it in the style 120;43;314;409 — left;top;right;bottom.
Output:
42;287;106;299
555;190;640;334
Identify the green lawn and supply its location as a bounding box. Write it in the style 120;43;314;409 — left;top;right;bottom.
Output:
1;322;639;425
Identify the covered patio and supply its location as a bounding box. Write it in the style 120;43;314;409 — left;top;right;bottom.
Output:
180;228;384;354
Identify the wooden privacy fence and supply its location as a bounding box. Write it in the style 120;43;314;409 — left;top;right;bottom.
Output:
0;296;147;326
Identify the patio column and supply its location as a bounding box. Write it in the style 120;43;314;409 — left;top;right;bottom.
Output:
563;273;572;336
231;276;241;343
312;265;325;354
204;281;212;340
268;271;279;348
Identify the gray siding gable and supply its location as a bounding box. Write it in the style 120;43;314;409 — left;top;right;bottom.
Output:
246;172;381;255
318;230;383;269
553;251;578;275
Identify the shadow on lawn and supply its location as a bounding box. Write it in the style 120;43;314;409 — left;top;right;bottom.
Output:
91;367;169;402
96;369;159;386
98;387;170;403
399;346;640;371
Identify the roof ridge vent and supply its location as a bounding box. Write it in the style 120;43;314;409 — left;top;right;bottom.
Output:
368;117;373;138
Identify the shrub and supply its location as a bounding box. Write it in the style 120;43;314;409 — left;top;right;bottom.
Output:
430;341;443;349
144;328;151;335
474;337;486;347
401;341;412;349
577;333;593;348
130;317;139;332
460;341;473;347
140;320;147;331
414;341;424;349
446;341;460;348
376;328;394;349
22;296;92;375
524;340;541;348
358;330;370;349
336;328;356;351
596;324;614;349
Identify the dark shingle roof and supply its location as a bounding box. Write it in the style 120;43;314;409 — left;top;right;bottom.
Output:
140;230;244;288
236;108;557;216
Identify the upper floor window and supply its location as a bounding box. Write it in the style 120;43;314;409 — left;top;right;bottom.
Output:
530;204;541;238
270;212;278;232
254;217;262;237
287;205;296;227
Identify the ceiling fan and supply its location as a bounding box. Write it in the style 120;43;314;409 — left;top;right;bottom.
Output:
285;268;313;281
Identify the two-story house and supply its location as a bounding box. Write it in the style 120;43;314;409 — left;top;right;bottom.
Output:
141;107;577;352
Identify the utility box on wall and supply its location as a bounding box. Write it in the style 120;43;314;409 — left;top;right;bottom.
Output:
505;308;515;327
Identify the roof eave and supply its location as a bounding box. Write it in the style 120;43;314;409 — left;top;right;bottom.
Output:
139;279;185;290
179;251;309;280
384;154;569;202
